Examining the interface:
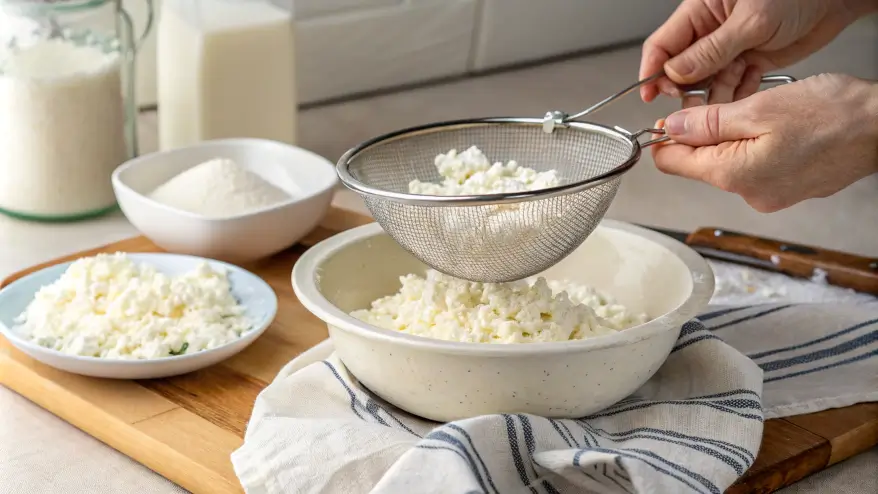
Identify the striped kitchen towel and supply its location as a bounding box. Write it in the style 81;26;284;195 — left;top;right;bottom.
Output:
231;303;878;494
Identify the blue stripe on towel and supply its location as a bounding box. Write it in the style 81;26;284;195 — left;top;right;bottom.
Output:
672;333;722;353
321;361;366;421
604;389;762;411
708;305;792;331
614;457;630;481
626;448;720;494
573;448;710;494
603;463;633;493
360;399;390;427
575;422;745;475
415;445;486;494
586;426;754;463
549;419;573;448
759;329;878;372
425;431;490;494
371;400;421;437
559;421;582;448
679;320;706;336
589;400;762;421
518;415;561;494
326;362;421;437
749;318;878;360
698;306;754;321
446;424;500;494
692;390;761;402
503;415;538;494
764;347;878;383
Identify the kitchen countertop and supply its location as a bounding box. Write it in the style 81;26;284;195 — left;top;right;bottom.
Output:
2;28;877;492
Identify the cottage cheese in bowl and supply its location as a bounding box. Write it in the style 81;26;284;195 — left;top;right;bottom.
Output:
351;269;647;344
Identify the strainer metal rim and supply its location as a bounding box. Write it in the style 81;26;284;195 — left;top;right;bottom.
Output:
335;117;643;207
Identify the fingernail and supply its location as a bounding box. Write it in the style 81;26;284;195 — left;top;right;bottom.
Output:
658;79;680;97
667;58;694;78
665;111;687;135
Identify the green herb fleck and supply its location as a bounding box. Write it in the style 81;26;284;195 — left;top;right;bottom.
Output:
169;342;189;356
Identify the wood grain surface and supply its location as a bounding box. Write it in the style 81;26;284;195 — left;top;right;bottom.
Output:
687;227;878;295
0;207;875;494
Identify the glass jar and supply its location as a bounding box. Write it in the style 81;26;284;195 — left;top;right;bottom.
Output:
0;0;153;221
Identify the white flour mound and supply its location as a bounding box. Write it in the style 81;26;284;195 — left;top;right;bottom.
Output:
708;260;876;306
149;158;290;218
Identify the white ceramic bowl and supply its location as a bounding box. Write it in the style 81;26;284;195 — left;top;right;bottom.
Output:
293;221;714;422
0;253;277;379
112;138;338;263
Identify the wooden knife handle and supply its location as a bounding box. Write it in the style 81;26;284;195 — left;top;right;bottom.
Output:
687;227;878;295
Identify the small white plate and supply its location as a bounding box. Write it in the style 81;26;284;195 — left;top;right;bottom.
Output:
0;253;277;379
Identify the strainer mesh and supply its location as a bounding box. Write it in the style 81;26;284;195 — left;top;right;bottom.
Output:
344;121;635;282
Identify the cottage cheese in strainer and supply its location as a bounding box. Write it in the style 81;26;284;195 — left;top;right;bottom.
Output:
351;269;648;344
408;146;559;196
408;146;563;253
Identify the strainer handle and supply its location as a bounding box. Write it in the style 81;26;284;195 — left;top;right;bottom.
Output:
630;74;798;148
631;128;671;148
560;73;797;123
681;74;797;107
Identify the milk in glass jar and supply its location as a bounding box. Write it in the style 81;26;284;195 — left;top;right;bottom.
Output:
0;0;153;220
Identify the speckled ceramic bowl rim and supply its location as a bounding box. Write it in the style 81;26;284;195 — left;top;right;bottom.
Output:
111;138;339;222
292;221;714;356
0;253;278;365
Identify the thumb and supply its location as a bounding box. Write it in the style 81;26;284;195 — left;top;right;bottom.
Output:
666;10;761;84
663;100;758;146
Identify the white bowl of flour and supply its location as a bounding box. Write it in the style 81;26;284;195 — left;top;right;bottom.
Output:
112;138;337;262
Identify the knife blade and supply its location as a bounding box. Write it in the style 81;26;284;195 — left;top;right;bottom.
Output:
637;224;878;295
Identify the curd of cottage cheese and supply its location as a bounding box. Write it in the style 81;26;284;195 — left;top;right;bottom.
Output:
408;146;559;195
351;269;647;344
13;253;252;359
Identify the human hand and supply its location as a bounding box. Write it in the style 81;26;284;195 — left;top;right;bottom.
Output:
639;0;878;104
652;74;878;212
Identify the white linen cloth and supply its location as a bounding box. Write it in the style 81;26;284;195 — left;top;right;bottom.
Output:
231;302;878;494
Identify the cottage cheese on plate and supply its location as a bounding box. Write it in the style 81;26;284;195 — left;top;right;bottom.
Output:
408;146;559;195
351;269;647;344
13;253;251;359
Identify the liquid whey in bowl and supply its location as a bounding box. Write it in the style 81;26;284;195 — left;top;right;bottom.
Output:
0;37;128;220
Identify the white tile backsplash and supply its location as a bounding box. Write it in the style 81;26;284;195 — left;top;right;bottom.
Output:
296;0;478;103
281;0;404;21
130;0;678;107
471;0;679;71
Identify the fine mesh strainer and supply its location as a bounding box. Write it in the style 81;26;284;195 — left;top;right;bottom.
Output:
337;73;796;283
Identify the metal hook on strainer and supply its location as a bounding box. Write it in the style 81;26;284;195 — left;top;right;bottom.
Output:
337;72;796;283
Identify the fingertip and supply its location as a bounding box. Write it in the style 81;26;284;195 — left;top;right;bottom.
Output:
663;62;690;84
656;78;681;98
641;85;659;103
733;65;763;101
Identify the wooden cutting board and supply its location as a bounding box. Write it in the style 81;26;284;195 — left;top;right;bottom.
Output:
0;206;875;494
